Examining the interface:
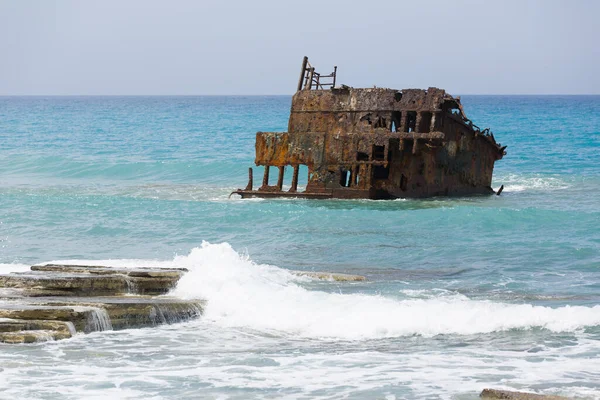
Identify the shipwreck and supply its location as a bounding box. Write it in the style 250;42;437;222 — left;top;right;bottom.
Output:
232;57;506;200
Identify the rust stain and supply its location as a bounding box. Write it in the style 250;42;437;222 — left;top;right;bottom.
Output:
232;57;506;200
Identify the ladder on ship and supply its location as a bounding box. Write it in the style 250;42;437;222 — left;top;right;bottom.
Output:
297;56;337;91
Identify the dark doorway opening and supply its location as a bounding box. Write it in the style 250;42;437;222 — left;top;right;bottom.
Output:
419;112;432;133
373;165;389;180
391;111;402;132
357;152;369;161
373;144;392;181
340;169;351;187
372;145;385;161
405;111;417;133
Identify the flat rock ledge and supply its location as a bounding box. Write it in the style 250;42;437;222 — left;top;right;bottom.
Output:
290;270;366;282
481;389;572;400
0;264;204;344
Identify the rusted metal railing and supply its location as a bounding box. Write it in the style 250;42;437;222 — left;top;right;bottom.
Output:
297;56;337;91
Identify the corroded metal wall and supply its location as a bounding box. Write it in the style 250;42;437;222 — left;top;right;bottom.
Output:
240;86;504;199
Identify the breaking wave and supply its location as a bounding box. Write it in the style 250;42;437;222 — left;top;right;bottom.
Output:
170;242;600;339
0;263;33;274
36;243;600;340
494;174;570;193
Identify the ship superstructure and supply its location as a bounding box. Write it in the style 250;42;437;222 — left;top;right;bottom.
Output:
233;57;505;199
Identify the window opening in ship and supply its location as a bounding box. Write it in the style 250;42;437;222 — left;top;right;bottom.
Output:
374;116;387;129
356;152;369;161
339;169;351;187
373;165;389;180
269;166;278;186
256;166;267;186
391;111;401;132
287;164;308;192
282;165;294;191
372;145;389;181
296;164;309;192
406;111;417;133
372;145;385;161
418;112;432;133
360;113;372;125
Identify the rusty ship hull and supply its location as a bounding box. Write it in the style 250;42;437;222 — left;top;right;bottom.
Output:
233;58;505;200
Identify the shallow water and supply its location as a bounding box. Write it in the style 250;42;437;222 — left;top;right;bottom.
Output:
0;95;599;399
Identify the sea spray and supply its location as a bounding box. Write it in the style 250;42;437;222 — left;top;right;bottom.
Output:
494;173;570;193
120;273;139;294
38;243;600;339
81;307;113;333
64;321;77;336
150;303;203;325
0;263;35;274
172;242;600;339
32;330;54;343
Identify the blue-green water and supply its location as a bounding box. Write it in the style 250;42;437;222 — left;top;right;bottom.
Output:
0;96;599;399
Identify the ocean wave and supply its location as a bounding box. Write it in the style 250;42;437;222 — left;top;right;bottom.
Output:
494;174;570;193
171;243;600;338
45;242;600;340
0;263;34;274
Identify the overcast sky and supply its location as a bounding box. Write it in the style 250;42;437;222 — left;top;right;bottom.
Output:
0;0;598;95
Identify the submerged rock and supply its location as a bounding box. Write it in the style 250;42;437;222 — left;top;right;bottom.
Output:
0;263;203;344
480;389;572;399
0;318;75;343
290;270;366;282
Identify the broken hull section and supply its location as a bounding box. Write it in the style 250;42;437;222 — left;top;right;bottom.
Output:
233;59;505;200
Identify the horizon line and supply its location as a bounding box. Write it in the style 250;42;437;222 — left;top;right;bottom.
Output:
1;93;600;97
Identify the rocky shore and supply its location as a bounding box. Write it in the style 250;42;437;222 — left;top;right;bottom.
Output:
0;264;204;343
0;265;582;398
0;263;368;344
480;389;572;399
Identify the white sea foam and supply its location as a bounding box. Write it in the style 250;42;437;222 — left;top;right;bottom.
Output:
39;242;600;339
0;263;33;273
169;242;600;339
494;174;570;193
4;245;600;398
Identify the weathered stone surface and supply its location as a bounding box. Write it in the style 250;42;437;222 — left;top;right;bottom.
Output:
0;267;183;296
0;304;93;324
290;270;366;282
0;298;204;333
34;297;205;331
480;389;572;400
0;330;62;344
0;273;131;294
0;263;204;343
0;287;78;298
0;318;74;343
31;264;187;278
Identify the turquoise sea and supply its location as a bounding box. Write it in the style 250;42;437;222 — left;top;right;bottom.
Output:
0;95;599;399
